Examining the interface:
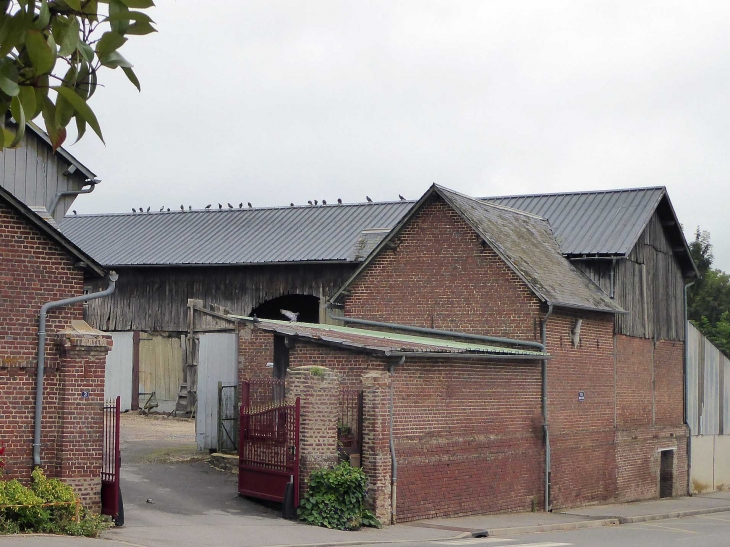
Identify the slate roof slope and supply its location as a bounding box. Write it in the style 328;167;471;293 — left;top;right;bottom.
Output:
333;184;624;314
0;186;105;277
483;187;666;257
61;202;414;266
235;317;548;358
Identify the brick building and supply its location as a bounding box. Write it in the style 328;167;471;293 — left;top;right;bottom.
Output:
239;183;697;523
0;185;112;510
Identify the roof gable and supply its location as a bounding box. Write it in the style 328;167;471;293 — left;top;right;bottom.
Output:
333;184;624;314
0;186;104;277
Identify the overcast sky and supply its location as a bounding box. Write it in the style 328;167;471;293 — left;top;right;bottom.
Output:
67;1;730;271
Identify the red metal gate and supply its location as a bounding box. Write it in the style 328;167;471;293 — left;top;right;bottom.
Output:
101;396;121;519
238;379;300;507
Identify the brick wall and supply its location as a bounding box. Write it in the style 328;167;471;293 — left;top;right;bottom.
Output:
614;335;688;500
0;199;109;510
545;312;618;508
344;195;543;340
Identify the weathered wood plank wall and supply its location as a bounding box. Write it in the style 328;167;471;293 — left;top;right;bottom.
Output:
574;211;686;341
85;263;355;332
1;126;89;222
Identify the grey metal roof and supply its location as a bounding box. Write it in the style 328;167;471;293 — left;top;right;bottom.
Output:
61;202;414;266
483;187;666;257
236;317;548;358
334;185;624;314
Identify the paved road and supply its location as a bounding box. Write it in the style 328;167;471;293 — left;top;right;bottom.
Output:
351;510;730;547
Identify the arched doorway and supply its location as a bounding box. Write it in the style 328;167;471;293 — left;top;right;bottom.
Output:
249;294;320;324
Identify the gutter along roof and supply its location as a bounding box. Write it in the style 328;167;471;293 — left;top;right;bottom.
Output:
236;317;549;359
0;185;105;277
332;184;625;314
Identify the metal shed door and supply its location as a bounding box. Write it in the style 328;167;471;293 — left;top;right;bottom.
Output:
196;333;238;451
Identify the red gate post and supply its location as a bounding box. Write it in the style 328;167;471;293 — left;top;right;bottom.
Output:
101;396;121;519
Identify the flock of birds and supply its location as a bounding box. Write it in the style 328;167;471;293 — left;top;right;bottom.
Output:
118;194;408;214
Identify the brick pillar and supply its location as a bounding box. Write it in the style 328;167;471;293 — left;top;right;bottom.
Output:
55;322;112;513
361;370;392;525
286;366;339;497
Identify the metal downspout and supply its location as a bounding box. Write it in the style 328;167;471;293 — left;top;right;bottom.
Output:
34;272;118;467
683;280;696;494
49;179;100;218
326;309;545;352
389;356;404;524
541;304;554;512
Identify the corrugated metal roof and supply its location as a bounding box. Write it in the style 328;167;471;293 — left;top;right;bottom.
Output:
236;317;548;357
60;202;414;266
483;187;666;257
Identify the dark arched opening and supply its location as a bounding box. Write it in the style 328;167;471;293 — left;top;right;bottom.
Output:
250;294;320;324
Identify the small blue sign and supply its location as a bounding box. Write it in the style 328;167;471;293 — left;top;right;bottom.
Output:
578;391;585;402
81;390;90;399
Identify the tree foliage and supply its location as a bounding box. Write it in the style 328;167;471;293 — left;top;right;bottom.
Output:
687;227;730;357
0;0;156;152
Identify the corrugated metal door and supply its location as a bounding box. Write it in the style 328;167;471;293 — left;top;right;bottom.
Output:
196;333;238;451
138;333;183;413
105;332;134;411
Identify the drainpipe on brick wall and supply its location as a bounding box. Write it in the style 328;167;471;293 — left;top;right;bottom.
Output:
325;308;545;352
34;272;118;467
541;303;554;512
389;356;404;524
683;280;696;494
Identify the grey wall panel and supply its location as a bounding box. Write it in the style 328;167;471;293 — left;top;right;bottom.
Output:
686;322;700;435
703;337;721;436
104;332;134;411
196;333;238;451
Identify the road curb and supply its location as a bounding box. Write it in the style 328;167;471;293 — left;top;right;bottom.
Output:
475;518;620;538
615;505;730;524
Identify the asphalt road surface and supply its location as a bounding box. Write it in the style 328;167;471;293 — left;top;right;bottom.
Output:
355;511;730;547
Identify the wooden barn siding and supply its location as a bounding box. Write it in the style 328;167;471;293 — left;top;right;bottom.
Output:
85;263;356;331
574;212;685;341
1;127;89;222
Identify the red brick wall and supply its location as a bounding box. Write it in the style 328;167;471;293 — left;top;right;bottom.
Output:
238;325;275;384
545;312;618;507
344;195;543;340
0;200;108;509
614;336;688;500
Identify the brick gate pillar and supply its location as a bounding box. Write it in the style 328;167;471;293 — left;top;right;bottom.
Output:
286;365;339;497
361;370;393;524
55;321;112;512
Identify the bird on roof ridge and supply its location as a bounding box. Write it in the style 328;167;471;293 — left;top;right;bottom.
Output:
280;309;299;322
248;202;252;208
337;198;342;205
399;194;405;200
227;203;233;208
189;205;192;211
218;203;222;209
366;196;373;203
147;207;151;212
180;205;184;211
132;208;136;213
290;202;295;207
160;206;164;211
205;204;211;209
322;199;327;205
73;210;77;215
308;200;313;206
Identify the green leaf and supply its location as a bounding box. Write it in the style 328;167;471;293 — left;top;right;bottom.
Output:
53;86;104;143
119;0;155;7
42;95;67;151
25;30;56;75
78;41;95;63
55;90;74;127
0;10;31;58
104;10;155;24
125;21;156;35
64;0;82;10
0;60;19;96
58;16;80;57
95;31;127;59
100;50;133;69
74;113;86;143
86;68;98;99
18;85;36;120
108;0;130;35
9;95;26;147
1;127;16;151
121;65;140;91
33;0;51;30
